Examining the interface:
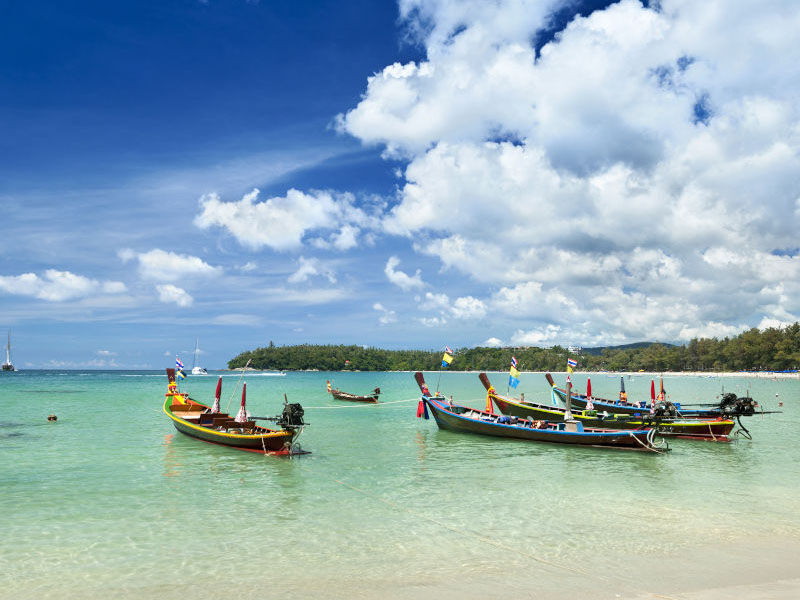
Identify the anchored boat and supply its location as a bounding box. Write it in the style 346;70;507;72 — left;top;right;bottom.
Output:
414;372;664;452
163;368;306;455
326;380;380;403
2;332;15;372
546;373;763;419
190;339;208;375
479;373;734;441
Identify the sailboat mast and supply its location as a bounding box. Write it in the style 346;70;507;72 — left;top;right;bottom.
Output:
192;338;199;370
5;332;10;364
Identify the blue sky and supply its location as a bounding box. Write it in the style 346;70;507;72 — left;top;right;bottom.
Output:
2;0;799;368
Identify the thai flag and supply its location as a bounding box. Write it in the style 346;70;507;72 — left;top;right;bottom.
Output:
510;356;518;368
445;346;453;355
176;357;184;370
567;358;578;368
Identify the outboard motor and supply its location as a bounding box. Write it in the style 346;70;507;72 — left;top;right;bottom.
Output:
653;401;678;418
718;393;758;416
278;402;305;428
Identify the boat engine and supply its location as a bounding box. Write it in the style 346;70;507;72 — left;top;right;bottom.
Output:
278;402;305;428
719;393;758;416
653;401;678;418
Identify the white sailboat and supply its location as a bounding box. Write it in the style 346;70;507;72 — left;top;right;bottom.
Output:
2;332;16;372
191;338;208;375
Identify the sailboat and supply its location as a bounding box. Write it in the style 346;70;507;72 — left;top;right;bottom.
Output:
2;332;16;372
191;338;208;375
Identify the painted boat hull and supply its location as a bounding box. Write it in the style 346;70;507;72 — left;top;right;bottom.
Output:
551;387;729;419
163;392;296;453
491;395;734;441
331;390;379;403
423;396;656;450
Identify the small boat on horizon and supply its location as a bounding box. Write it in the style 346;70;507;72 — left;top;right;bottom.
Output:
191;338;208;375
163;368;307;455
326;380;380;403
414;372;664;452
2;332;16;372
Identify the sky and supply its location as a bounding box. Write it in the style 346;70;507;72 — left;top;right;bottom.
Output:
2;0;799;369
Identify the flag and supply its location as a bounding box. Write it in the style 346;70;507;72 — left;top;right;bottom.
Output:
567;358;578;368
441;347;454;367
508;373;520;389
176;369;186;380
510;356;518;369
176;357;184;370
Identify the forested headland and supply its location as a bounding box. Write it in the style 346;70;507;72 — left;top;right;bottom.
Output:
227;323;800;372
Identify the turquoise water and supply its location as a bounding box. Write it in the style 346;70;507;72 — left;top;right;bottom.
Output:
1;370;798;599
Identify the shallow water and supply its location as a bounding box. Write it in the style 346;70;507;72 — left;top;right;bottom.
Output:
1;370;797;599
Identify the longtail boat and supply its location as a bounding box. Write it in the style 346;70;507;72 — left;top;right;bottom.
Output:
326;380;380;403
545;373;762;419
479;373;735;441
163;368;307;455
414;372;664;452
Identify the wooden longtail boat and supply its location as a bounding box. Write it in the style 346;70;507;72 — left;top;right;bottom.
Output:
326;380;380;403
414;372;664;452
479;373;734;441
545;373;761;419
163;368;306;455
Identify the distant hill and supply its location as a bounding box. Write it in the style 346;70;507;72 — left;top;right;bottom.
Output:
578;342;676;356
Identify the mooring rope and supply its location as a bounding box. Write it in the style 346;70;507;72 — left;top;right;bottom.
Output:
301;398;418;410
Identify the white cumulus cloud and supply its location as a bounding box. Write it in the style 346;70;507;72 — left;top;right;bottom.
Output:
384;256;425;291
119;248;220;281
0;270;127;302
195;188;373;252
156;284;193;307
337;0;800;344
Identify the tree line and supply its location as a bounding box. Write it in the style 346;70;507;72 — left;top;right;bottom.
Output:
227;323;800;372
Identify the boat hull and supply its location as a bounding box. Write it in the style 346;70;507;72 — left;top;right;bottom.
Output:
331;390;379;403
424;397;654;450
491;395;734;441
163;396;296;453
552;387;728;419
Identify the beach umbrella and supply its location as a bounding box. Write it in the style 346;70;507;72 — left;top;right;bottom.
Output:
211;377;222;413
235;382;248;423
586;378;594;410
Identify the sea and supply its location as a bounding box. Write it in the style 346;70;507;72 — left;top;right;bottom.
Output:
1;370;798;599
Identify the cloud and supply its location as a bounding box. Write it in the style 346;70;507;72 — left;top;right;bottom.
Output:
482;337;505;347
119;248;220;281
451;296;487;319
211;313;264;326
195;188;374;251
156;284;193;307
96;350;117;356
337;0;800;344
0;270;127;302
373;302;398;325
384;256;425;291
288;256;337;284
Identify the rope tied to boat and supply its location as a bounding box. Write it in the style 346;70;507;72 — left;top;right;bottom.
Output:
630;428;668;453
734;415;752;440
